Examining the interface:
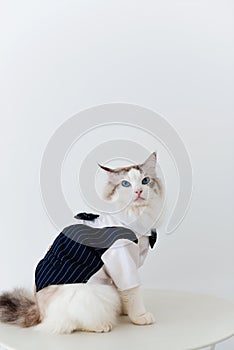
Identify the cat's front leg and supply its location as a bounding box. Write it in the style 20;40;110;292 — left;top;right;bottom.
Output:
119;287;155;325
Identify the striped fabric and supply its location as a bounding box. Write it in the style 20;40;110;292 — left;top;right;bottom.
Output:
35;224;138;292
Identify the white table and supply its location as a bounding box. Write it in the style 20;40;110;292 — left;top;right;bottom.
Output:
1;289;234;350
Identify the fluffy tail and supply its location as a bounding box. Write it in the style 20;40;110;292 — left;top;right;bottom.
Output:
0;288;40;327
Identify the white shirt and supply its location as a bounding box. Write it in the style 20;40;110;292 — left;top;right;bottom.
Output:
75;213;151;291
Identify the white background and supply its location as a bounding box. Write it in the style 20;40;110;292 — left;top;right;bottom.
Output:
0;1;233;349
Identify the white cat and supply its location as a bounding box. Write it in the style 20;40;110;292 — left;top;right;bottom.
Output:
0;152;164;334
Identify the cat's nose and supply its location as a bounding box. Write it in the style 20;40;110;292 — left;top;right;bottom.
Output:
135;189;143;196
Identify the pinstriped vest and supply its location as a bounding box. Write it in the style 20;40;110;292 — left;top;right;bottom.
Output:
35;213;157;292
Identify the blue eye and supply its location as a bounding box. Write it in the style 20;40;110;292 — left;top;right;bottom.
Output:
142;177;150;185
122;180;131;187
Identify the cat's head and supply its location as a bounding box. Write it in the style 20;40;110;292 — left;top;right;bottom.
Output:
98;152;164;217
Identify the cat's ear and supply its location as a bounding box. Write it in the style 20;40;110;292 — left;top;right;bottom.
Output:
98;163;115;173
97;163;118;183
141;152;157;174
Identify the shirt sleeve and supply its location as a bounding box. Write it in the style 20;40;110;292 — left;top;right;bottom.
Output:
101;239;141;291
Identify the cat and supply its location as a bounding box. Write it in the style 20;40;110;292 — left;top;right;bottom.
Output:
0;152;164;334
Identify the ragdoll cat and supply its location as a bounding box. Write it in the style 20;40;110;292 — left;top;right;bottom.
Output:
0;152;164;334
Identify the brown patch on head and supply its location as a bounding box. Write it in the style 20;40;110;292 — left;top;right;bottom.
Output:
99;163;143;201
103;182;120;201
150;177;164;196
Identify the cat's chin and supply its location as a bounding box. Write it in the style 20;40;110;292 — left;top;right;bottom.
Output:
132;199;148;206
115;200;149;211
121;203;150;217
113;196;163;227
133;197;146;203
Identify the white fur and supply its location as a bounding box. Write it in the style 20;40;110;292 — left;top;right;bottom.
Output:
34;284;121;334
119;287;155;325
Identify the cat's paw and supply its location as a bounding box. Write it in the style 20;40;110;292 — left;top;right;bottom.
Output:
91;323;113;333
130;312;155;325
